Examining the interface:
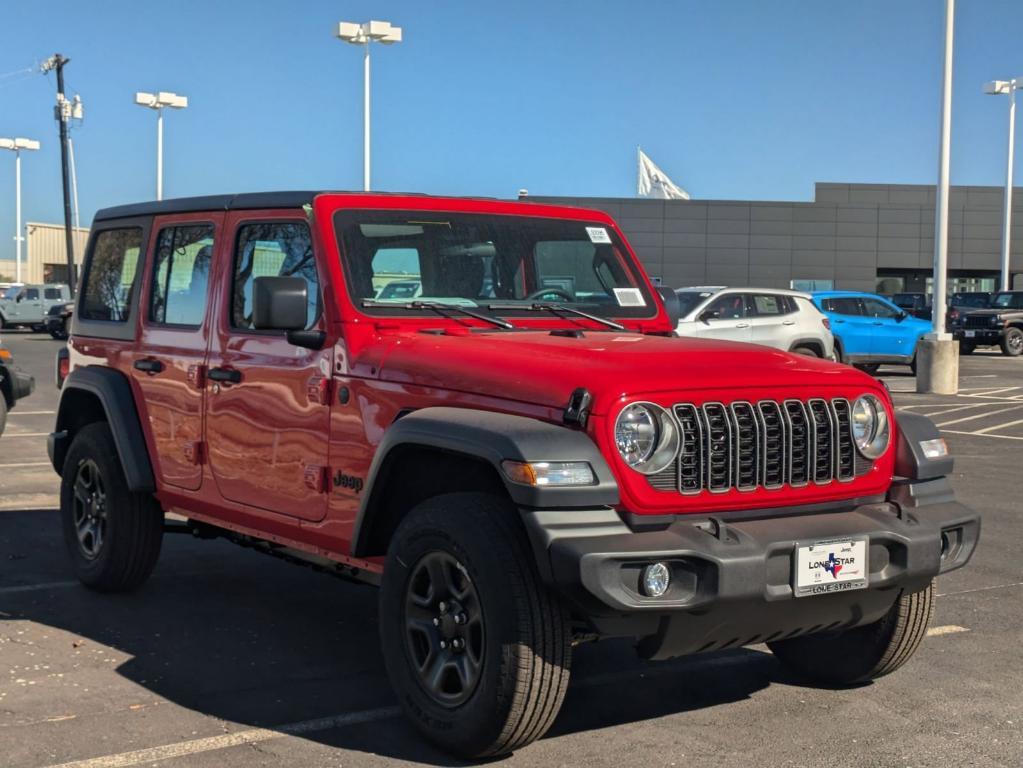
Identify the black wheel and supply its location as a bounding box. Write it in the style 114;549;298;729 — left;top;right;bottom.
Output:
0;397;7;437
959;342;976;355
768;583;934;685
854;363;881;375
910;355;917;375
60;422;163;592
792;345;821;358
1001;327;1023;356
379;492;572;758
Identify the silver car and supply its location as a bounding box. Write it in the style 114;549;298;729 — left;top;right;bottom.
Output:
674;286;835;358
0;283;72;331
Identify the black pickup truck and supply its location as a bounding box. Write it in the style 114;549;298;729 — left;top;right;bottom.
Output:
952;291;1023;356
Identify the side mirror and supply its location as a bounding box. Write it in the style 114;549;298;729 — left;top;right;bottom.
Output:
896;311;908;322
657;286;681;327
253;276;308;331
698;309;721;324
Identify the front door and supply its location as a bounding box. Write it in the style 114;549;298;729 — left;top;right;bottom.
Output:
132;214;222;491
862;297;912;358
692;293;752;343
821;297;873;358
203;212;331;522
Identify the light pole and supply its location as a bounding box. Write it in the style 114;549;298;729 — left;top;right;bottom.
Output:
335;19;403;191
0;137;41;284
134;91;188;200
984;78;1022;292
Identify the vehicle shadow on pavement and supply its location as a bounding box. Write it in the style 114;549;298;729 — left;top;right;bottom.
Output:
2;511;778;765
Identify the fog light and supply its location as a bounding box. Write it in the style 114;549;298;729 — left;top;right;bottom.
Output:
642;562;671;597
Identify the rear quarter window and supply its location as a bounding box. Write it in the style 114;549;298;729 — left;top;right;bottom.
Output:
80;228;143;322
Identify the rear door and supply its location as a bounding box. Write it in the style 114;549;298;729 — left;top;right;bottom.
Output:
203;211;332;522
747;293;793;349
691;293;751;343
821;297;873;357
131;213;222;490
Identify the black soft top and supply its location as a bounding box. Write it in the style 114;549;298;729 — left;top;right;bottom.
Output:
93;192;319;221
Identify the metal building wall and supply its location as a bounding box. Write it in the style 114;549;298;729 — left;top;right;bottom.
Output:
534;182;1023;291
22;222;91;285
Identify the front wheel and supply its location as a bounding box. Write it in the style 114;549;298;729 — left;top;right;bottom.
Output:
1001;327;1023;356
960;342;976;355
379;492;572;758
768;583;934;685
792;345;821;358
60;422;163;592
854;363;881;375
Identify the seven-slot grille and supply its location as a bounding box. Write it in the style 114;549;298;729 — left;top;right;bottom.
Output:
658;399;860;495
962;315;997;330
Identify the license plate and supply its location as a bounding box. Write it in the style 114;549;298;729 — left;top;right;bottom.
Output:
965;330;976;338
794;538;868;597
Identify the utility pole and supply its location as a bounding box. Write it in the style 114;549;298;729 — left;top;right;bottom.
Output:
41;54;77;296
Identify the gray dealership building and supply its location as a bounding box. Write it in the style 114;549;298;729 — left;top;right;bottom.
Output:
535;182;1023;295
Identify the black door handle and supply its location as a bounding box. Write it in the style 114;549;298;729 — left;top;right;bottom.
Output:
208;367;242;384
133;358;164;374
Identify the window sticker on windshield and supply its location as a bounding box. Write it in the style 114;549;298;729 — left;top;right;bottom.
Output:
586;226;612;244
613;287;646;307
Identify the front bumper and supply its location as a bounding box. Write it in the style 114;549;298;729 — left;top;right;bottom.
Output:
953;328;1002;344
2;363;35;403
521;478;979;659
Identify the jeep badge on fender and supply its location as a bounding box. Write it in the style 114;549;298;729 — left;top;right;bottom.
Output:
48;191;980;759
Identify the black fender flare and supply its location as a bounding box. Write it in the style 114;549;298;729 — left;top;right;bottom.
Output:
351;407;619;557
48;366;155;492
787;337;826;356
894;410;953;481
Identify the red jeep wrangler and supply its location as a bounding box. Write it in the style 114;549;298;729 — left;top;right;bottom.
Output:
49;192;979;757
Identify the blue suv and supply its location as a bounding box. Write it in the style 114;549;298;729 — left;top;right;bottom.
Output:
812;291;931;374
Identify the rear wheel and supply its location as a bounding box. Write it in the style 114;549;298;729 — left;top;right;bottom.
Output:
0;397;7;437
854;363;881;375
1001;327;1023;356
60;422;163;592
379;492;572;758
792;345;821;358
768;583;934;685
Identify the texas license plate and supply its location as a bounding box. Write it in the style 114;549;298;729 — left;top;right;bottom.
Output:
965;330;976;338
794;538;868;597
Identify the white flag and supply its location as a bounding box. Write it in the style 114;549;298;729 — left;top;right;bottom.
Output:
637;148;690;200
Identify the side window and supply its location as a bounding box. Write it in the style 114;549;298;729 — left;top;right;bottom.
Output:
232;221;318;331
150;224;215;327
706;294;746;320
862;298;900;319
24;288;40;300
80;228;143;322
750;293;785;316
44;288;62;300
823;297;862;316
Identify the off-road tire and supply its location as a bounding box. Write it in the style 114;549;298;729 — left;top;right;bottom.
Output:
0;397;7;437
60;422;163;592
792;345;821;358
768;582;934;685
1001;327;1023;356
379;492;572;758
959;342;975;355
854;363;881;375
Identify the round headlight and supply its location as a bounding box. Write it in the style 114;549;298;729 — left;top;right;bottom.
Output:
851;394;890;459
615;403;680;475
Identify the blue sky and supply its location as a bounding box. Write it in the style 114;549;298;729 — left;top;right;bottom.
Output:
2;0;1023;264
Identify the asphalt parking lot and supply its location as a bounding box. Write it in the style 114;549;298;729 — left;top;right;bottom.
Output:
1;331;1021;768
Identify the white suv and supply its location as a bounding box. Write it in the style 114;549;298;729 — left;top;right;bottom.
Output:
674;286;834;358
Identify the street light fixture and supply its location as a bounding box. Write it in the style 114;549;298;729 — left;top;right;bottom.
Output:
134;90;189;201
984;78;1022;292
0;137;41;283
335;19;403;191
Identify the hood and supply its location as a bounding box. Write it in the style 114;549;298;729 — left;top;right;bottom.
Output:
958;308;1014;317
368;330;875;414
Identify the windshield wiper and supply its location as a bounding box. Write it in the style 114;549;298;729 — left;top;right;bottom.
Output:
487;302;625;330
361;299;514;329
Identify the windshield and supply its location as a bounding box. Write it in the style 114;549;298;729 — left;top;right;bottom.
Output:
953;293;990;308
675;290;715;317
1;286;20;301
991;292;1023;309
334;210;656;319
892;293;921;308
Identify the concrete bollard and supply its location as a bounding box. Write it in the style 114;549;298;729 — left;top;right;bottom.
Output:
916;335;959;394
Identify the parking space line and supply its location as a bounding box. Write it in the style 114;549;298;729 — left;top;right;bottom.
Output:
0;461;52;468
0;432;51;438
935;405;1023;427
943;428;1023;440
962;387;1021;397
937;581;1023;597
42;706;402;768
8;410;56;416
901;403;1000;417
0;581;79;595
925;625;969;637
973;416;1023;435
